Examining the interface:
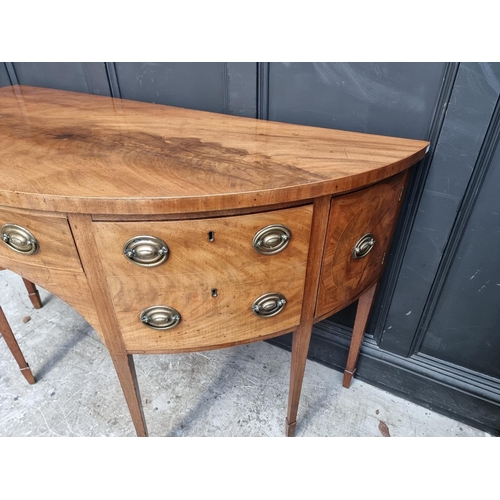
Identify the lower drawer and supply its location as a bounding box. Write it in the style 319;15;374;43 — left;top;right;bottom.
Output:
107;264;306;353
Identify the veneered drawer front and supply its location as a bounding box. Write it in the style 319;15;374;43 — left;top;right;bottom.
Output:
107;266;305;352
93;205;313;352
316;172;407;319
93;205;313;281
0;206;83;272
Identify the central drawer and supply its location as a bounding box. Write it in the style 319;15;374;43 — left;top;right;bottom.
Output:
93;205;313;352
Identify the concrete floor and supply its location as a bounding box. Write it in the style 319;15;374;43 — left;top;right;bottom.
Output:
0;270;491;437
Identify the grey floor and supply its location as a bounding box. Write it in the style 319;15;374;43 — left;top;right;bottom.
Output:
0;270;490;437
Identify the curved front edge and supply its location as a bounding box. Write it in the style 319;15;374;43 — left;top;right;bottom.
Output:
315;171;408;320
0;261;104;344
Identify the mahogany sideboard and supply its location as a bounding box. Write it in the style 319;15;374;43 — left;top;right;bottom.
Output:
0;86;428;436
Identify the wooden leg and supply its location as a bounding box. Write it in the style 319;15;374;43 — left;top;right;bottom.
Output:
284;196;332;437
286;326;314;437
69;214;150;437
22;278;43;309
0;307;36;384
343;283;378;389
110;353;148;437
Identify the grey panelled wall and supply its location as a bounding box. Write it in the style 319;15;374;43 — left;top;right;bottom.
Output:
113;63;257;117
0;64;10;88
0;62;257;117
421;133;500;379
115;62;229;111
1;62;499;434
380;63;500;357
9;62;111;95
268;62;445;138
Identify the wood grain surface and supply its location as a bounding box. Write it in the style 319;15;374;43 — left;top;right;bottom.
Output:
0;206;83;273
0;86;428;214
93;205;312;280
0;86;429;436
316;172;407;319
96;206;313;352
110;274;305;353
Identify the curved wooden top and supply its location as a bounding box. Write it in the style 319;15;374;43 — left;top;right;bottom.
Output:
0;86;428;214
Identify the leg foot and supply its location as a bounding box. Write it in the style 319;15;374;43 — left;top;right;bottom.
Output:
343;283;377;388
284;195;332;438
0;307;36;384
342;369;355;389
22;278;43;309
285;329;312;437
285;418;297;437
111;353;148;437
20;366;36;384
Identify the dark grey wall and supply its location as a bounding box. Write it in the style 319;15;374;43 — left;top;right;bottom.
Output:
380;63;500;357
421;133;500;378
0;64;10;88
6;62;111;95
113;62;257;117
0;62;257;117
2;62;499;434
268;62;444;138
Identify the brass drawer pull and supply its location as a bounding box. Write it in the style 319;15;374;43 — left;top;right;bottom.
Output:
252;292;287;318
140;306;181;330
252;224;291;255
352;233;376;259
123;235;169;267
1;223;39;255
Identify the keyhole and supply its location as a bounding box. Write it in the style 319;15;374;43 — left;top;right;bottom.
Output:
208;231;215;242
211;288;218;298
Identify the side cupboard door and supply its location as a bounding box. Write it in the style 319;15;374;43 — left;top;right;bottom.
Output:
316;172;408;320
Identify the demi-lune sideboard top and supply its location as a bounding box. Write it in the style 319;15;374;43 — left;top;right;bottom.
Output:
0;86;428;436
0;86;427;214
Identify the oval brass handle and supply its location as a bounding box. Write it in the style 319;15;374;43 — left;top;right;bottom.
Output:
140;305;181;330
352;233;376;259
123;236;169;267
252;224;291;255
252;292;287;318
1;223;39;255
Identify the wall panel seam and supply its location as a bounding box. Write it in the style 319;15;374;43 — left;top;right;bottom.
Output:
410;94;500;355
371;62;460;345
105;62;121;98
256;62;270;120
4;62;18;85
221;62;230;114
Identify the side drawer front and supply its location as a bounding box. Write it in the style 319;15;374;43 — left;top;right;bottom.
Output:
93;205;313;352
0;207;83;272
316;172;407;319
